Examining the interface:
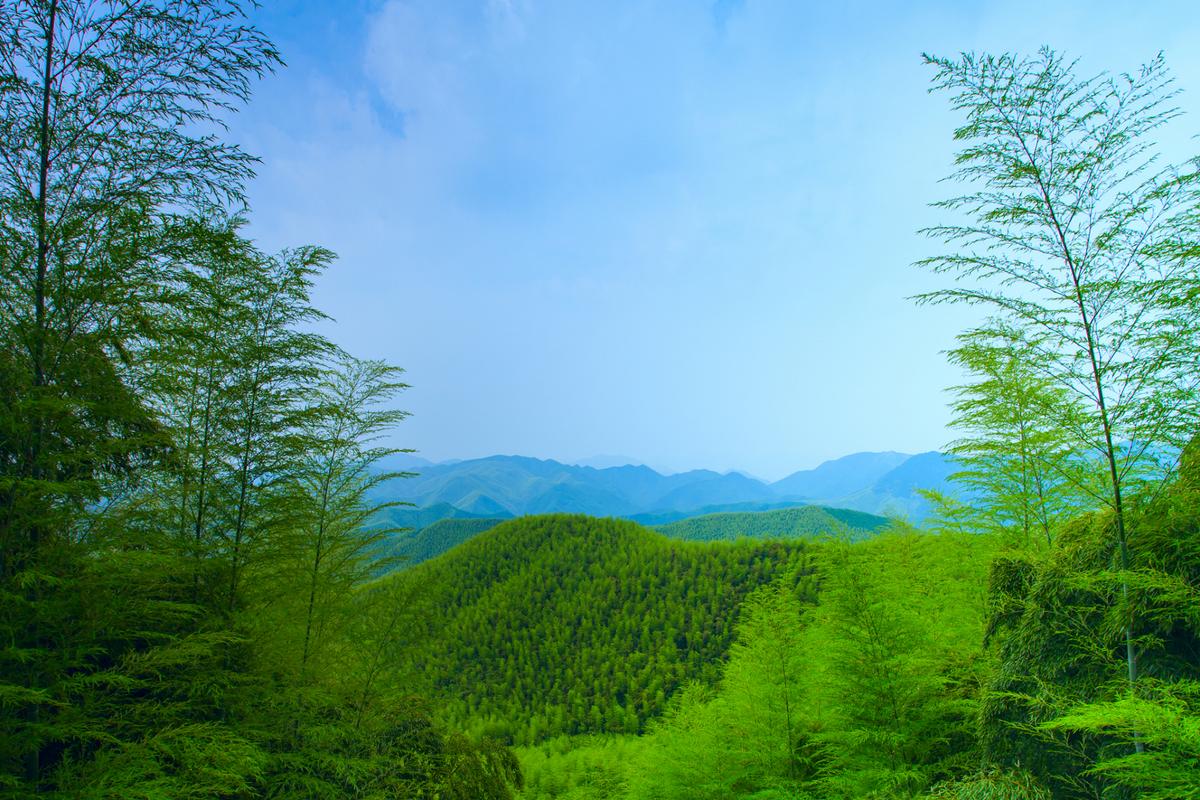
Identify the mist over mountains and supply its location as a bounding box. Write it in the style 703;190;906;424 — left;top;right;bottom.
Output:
376;450;958;527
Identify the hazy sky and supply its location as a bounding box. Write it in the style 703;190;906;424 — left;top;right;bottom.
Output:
229;1;1200;480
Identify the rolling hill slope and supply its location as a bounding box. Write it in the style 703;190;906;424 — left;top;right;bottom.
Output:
627;500;812;526
384;514;816;744
656;505;890;542
384;501;508;532
391;517;506;566
389;503;890;567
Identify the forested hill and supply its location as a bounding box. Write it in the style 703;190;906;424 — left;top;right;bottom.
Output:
392;517;506;565
655;504;889;541
390;504;888;567
385;515;816;744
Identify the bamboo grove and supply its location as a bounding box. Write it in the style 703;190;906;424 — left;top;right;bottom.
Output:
0;2;517;796
1;4;1198;800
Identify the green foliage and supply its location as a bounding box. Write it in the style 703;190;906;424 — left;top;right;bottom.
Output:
278;354;410;680
386;514;816;744
0;3;519;797
624;585;818;800
980;447;1200;798
251;688;521;800
0;545;264;799
800;533;990;798
624;683;743;800
923;48;1200;791
927;769;1052;800
919;50;1200;495
392;517;506;567
518;736;638;800
935;328;1089;547
1042;682;1200;800
0;0;281;568
3;19;1197;800
655;505;889;542
616;531;993;800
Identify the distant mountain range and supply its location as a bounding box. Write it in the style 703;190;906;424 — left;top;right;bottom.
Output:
375;450;958;531
389;504;892;568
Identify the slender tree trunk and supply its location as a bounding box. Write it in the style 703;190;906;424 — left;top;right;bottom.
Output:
300;519;326;678
192;367;217;603
33;1;57;393
1044;169;1143;752
24;4;59;787
176;386;198;547
175;350;207;548
1071;276;1142;754
300;411;347;679
1033;468;1053;548
1100;405;1141;752
1016;411;1035;546
29;0;59;541
776;637;796;779
228;384;260;615
229;289;283;615
300;468;333;679
353;590;406;730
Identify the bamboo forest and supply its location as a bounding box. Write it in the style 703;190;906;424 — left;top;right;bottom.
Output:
1;2;1197;798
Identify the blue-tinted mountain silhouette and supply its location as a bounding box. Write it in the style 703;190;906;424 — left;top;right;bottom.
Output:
376;451;958;528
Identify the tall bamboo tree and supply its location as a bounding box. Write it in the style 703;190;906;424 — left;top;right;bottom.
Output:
0;3;278;790
266;355;410;682
920;50;1200;746
211;239;335;615
135;216;334;612
0;0;280;560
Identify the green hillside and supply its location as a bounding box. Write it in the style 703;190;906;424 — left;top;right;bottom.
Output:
383;500;511;531
387;514;815;745
393;517;506;566
389;504;888;568
628;500;810;526
655;504;890;542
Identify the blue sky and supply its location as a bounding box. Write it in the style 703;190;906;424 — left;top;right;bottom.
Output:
229;1;1200;480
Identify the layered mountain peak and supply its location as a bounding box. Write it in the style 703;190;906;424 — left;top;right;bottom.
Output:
375;450;958;529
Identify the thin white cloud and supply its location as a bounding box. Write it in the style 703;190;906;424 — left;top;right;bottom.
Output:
235;0;1200;478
